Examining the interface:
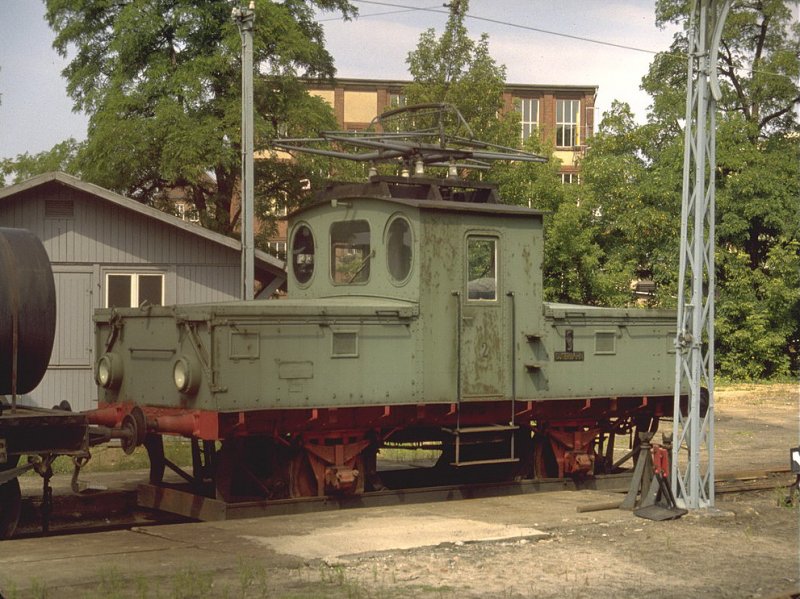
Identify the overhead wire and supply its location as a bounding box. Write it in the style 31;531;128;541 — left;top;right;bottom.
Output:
325;0;797;81
351;0;667;55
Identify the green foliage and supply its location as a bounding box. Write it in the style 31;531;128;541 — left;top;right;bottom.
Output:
716;243;800;379
404;0;518;149
577;1;800;379
44;0;354;239
0;138;82;184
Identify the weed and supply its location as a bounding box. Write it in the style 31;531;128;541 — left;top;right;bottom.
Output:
29;579;47;599
237;559;269;598
171;567;214;599
0;582;18;599
775;485;800;509
97;566;126;597
134;574;150;599
378;446;440;463
25;438;194;477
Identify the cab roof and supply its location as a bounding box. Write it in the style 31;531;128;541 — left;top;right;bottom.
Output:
291;175;545;219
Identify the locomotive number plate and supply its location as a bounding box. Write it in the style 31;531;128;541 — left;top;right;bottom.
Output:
555;329;584;361
554;351;584;362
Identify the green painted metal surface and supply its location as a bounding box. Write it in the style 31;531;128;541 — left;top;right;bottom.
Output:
94;179;678;412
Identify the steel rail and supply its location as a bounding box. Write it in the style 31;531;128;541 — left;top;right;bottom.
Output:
8;466;791;540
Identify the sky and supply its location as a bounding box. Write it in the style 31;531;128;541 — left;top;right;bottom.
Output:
0;0;687;161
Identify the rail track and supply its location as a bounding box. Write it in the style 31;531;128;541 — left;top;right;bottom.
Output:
8;465;792;540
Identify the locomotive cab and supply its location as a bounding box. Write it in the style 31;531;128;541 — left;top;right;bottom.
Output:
284;176;546;404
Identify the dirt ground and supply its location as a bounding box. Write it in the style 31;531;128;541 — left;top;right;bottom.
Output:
4;383;799;599
230;383;800;599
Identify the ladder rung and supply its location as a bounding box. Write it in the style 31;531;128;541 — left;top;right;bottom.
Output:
525;363;542;371
446;425;519;435
450;458;520;467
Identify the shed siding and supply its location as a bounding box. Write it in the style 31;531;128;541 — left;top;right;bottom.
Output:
3;186;237;267
0;181;254;409
35;369;97;413
51;269;96;367
177;265;242;304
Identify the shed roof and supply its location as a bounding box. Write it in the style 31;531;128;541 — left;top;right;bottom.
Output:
0;172;286;292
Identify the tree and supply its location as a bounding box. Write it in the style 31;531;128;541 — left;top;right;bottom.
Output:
404;0;517;149
577;1;800;379
45;0;355;236
1;138;83;184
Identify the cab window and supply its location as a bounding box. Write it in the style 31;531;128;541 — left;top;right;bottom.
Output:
467;236;497;300
386;216;412;283
331;220;371;284
291;224;315;285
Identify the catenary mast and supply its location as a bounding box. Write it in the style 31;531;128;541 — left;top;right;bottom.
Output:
672;0;731;509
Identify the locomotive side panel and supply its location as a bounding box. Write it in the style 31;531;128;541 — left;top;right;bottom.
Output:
212;310;422;409
94;309;186;408
523;303;677;400
95;299;422;411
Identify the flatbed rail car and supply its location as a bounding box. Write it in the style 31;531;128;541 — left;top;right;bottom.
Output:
88;174;677;502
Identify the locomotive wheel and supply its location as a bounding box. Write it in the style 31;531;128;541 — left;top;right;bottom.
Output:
289;451;318;498
144;434;166;485
0;457;22;539
215;438;288;502
532;435;559;479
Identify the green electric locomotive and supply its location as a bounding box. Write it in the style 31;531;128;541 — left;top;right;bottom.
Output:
89;105;677;501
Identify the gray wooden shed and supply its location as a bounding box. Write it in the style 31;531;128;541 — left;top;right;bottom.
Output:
0;172;286;412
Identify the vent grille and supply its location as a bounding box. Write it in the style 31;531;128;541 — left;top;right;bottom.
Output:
45;199;74;218
332;332;358;357
595;332;616;354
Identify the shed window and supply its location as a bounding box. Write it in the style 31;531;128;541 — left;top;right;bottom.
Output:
291;224;315;285
331;220;371;285
386;217;412;282
467;237;497;301
106;273;164;308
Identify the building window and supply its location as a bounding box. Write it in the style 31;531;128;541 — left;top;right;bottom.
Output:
331;220;371;285
176;202;199;223
518;98;538;141
388;93;406;109
467;236;497;301
269;198;288;217
561;173;579;184
106;273;164;308
267;241;287;260
556;99;580;148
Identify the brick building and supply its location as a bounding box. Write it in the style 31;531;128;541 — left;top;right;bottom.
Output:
263;78;598;257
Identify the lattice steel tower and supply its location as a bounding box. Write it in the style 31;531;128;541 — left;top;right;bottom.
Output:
672;0;731;509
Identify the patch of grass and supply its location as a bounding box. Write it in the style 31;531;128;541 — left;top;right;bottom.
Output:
775;485;800;509
24;437;194;477
28;579;48;599
237;559;270;598
378;446;440;463
171;567;214;599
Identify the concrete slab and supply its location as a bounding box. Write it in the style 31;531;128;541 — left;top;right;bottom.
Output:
0;488;629;594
